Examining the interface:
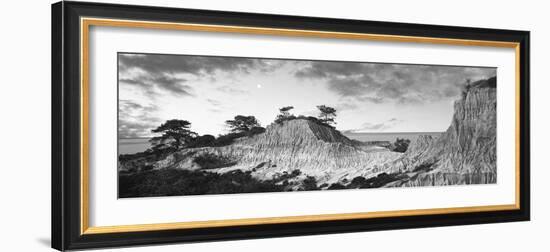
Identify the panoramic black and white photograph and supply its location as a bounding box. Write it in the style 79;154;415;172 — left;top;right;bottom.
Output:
117;52;497;198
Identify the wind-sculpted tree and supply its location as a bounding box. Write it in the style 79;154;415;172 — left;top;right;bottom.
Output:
150;119;198;149
275;106;295;123
316;105;337;126
225;115;261;133
279;106;294;117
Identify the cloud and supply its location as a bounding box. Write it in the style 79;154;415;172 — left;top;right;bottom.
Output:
216;86;249;95
206;98;221;107
120;75;193;97
296;61;496;104
335;102;359;111
119;53;265;76
356;96;385;104
206;98;225;112
118;53;283;99
118;100;161;138
346;118;404;132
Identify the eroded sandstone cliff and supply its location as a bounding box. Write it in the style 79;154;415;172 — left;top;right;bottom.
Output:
384;77;497;187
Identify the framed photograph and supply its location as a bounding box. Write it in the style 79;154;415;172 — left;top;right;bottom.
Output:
52;1;530;250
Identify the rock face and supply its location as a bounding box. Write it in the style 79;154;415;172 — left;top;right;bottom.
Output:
144;119;402;185
386;77;497;187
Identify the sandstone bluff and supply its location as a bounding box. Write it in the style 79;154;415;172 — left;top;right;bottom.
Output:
119;77;497;189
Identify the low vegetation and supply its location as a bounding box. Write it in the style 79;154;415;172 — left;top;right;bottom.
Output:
346;173;404;188
390;138;411;153
119;163;409;197
300;176;319;191
119;169;285;198
193;153;237;170
323;173;405;190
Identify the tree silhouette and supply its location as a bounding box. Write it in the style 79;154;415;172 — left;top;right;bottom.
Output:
316;105;337;126
279;106;294;117
225;115;261;133
275;106;295;123
150;119;197;149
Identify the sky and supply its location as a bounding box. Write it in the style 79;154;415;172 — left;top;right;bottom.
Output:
118;53;496;138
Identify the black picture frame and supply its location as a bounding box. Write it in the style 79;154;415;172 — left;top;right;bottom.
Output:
52;1;530;251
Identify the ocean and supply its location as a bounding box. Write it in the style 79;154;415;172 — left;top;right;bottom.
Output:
119;138;151;155
118;132;442;155
342;132;442;142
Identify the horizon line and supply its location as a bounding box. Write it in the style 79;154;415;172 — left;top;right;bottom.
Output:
119;131;445;139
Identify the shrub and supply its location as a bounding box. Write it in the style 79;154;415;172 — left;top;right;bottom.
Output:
193;153;236;169
327;183;346;190
348;176;367;188
274;115;297;124
327;173;405;190
301;176;319;191
246;126;266;136
118;169;285;198
391;138;411;153
358;173;402;188
272;169;302;183
212;127;265;147
142;165;154;171
187;134;216;148
212;132;246;146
